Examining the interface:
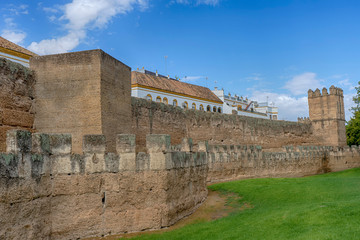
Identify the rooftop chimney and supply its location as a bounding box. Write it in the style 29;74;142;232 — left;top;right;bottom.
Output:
156;70;158;76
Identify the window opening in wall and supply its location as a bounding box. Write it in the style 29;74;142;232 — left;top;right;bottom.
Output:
200;104;204;111
218;107;222;113
163;97;168;104
146;94;152;101
183;101;188;109
173;99;178;106
192;103;196;110
213;106;217;112
207;105;211;112
156;96;162;103
237;105;242;111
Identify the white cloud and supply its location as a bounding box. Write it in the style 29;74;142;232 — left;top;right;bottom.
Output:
1;18;26;45
339;78;355;91
246;73;262;81
344;93;356;121
284;72;323;95
171;0;220;6
249;90;356;122
28;0;148;55
182;76;205;82
1;30;26;44
43;7;59;13
28;31;85;55
250;90;309;121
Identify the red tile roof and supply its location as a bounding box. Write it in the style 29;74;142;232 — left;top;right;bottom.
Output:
132;71;223;103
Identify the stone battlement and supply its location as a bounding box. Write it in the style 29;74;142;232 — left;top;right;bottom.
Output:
1;130;208;178
308;85;344;98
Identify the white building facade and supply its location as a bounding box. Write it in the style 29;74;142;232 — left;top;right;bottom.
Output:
212;88;278;120
131;69;223;113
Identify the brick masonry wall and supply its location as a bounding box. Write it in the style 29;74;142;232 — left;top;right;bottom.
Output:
30;50;132;153
0;58;35;152
131;97;323;150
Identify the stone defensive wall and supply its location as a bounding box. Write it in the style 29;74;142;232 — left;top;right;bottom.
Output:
0;130;208;240
0;49;355;239
207;144;360;183
0;58;35;152
132;97;322;150
2;130;360;239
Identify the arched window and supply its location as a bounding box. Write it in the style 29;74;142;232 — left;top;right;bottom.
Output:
207;105;211;112
156;96;162;103
192;103;196;110
218;107;222;113
173;99;178;106
163;97;168;104
237;105;242;111
183;101;188;109
200;104;204;111
146;94;152;101
213;106;217;112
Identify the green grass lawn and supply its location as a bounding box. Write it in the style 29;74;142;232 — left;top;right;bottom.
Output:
131;168;360;240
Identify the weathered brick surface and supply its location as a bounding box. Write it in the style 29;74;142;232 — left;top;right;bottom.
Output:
0;58;35;151
30;50;131;153
131;98;322;150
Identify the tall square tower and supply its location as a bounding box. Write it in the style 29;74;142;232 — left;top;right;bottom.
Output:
308;86;346;147
30;50;131;153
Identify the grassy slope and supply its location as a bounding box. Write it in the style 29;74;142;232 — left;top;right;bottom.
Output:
131;168;360;240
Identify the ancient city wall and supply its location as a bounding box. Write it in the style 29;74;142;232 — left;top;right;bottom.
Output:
207;144;360;183
131;97;322;150
0;130;207;240
0;58;35;152
2;130;360;239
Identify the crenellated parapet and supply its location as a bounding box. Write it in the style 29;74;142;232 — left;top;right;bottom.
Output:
308;85;343;98
0;130;209;179
297;117;310;123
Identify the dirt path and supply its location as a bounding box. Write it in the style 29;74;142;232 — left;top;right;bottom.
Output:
84;190;242;240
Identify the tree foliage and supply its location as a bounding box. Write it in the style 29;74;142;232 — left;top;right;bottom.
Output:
346;81;360;146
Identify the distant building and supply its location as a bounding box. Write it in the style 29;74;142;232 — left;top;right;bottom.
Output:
212;87;278;120
0;37;37;67
131;68;223;112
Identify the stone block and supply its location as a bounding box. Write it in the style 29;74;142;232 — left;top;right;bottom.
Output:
105;153;120;173
6;130;32;154
180;138;193;152
136;152;150;171
146;134;170;153
84;153;105;174
1;109;34;128
32;133;72;155
116;134;135;153
83;135;106;153
51;155;72;175
198;141;208;152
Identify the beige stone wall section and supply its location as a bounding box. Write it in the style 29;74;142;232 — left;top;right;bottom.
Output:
30;50;131;153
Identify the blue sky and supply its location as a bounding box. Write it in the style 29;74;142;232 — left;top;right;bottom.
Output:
1;0;359;121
